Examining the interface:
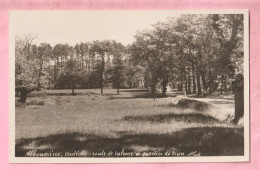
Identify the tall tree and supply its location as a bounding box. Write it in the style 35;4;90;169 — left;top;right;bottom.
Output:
110;42;125;94
57;59;83;94
15;35;46;103
91;41;107;94
53;43;73;86
32;43;53;91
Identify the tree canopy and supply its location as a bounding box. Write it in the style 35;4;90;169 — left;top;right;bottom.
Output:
15;14;244;102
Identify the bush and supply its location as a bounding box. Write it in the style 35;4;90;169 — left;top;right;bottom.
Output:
15;101;25;107
27;91;47;98
176;99;209;112
27;100;45;106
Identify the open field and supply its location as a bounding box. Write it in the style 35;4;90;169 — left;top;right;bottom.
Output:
15;89;244;157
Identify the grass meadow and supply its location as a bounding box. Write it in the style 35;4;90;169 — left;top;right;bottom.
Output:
15;89;244;157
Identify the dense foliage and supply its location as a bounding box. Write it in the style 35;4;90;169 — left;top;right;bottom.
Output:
15;14;244;102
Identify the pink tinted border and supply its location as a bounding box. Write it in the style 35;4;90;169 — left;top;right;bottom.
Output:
0;0;259;169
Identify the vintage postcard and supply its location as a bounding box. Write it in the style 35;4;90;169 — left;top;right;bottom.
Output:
9;10;249;163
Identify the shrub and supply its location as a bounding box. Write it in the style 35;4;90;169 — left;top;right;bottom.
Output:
26;99;44;106
176;99;209;112
15;101;25;107
27;91;47;98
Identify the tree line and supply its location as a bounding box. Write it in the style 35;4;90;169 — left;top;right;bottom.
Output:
130;14;244;97
15;14;244;103
15;37;142;102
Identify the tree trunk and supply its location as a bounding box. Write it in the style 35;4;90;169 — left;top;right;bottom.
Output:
54;58;57;88
145;71;149;95
196;73;202;95
201;75;207;91
188;68;191;94
162;77;168;96
72;83;75;95
232;74;244;124
233;88;244;123
180;69;183;91
180;82;183;91
192;74;196;94
185;81;188;94
117;80;120;94
192;64;196;94
100;54;105;94
37;60;43;91
153;73;156;100
20;88;28;103
183;68;188;94
100;79;103;94
146;76;148;95
224;75;227;92
220;76;223;95
88;54;91;73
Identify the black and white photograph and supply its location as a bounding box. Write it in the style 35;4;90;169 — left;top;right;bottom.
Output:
9;10;249;163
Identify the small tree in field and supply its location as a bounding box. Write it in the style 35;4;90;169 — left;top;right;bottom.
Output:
111;53;125;94
59;59;82;94
15;35;49;103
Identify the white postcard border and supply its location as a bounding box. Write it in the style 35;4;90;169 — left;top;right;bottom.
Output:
9;9;250;163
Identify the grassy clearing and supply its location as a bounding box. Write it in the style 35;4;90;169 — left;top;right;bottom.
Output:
15;88;243;157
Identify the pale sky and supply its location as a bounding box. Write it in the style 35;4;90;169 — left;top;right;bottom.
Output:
10;10;181;46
